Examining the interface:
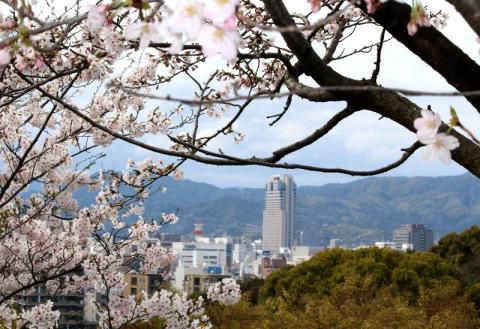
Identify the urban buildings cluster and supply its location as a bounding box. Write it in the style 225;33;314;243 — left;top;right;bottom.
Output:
17;175;436;328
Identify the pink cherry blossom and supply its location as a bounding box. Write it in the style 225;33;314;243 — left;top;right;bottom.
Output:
87;5;108;32
309;0;322;13
420;133;459;164
173;170;184;180
204;0;238;22
414;109;441;140
0;48;10;67
224;14;238;29
198;24;240;60
166;0;204;39
1;19;17;30
34;56;46;70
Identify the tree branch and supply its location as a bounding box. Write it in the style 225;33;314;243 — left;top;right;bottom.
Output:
445;0;480;36
262;0;480;178
357;0;480;113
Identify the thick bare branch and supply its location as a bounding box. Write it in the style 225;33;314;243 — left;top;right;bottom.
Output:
357;0;480;113
445;0;480;36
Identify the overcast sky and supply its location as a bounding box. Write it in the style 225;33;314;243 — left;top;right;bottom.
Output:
77;1;480;187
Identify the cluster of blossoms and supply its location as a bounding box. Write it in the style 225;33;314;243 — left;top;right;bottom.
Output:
431;11;449;30
414;109;459;164
100;290;210;329
162;213;180;224
136;242;177;274
207;278;241;305
0;301;61;329
87;0;241;60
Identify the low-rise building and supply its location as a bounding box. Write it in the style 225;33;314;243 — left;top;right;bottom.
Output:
260;256;287;277
123;272;164;298
183;273;231;295
290;245;323;264
374;241;399;250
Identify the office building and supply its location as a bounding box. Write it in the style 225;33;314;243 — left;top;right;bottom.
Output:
393;224;434;251
262;175;296;253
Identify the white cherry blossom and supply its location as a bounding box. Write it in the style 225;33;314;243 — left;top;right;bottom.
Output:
198;25;240;60
124;22;162;50
87;5;108;32
166;0;204;39
204;0;238;22
419;133;460;164
414;109;441;140
207;278;241;305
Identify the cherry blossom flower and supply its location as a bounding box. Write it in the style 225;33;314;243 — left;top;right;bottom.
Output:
166;0;204;39
234;132;245;144
198;25;240;60
0;48;10;67
407;1;430;36
419;133;459;164
325;22;339;34
224;14;238;29
34;56;46;70
1;19;17;30
341;7;363;20
173;170;184;180
87;5;108;32
414;109;441;140
124;22;162;50
204;0;238;22
309;0;322;13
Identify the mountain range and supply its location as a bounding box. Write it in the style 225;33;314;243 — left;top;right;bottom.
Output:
76;173;480;247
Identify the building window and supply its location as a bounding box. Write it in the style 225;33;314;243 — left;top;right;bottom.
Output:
131;288;137;295
131;277;137;285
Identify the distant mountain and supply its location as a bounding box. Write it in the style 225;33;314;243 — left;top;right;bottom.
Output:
75;174;480;247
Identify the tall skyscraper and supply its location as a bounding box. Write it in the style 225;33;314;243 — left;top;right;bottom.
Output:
393;224;434;251
262;175;296;253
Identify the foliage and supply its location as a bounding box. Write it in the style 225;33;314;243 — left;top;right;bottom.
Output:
260;248;459;304
431;225;480;283
205;247;480;328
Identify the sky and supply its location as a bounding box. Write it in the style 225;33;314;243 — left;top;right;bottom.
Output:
12;0;479;188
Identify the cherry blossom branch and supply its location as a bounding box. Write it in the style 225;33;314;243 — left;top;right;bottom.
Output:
25;80;425;177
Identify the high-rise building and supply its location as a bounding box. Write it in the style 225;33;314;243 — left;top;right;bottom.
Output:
393;224;434;251
262;175;296;253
